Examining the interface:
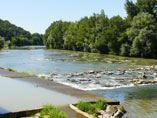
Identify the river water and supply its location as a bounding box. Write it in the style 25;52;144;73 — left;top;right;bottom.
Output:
0;46;157;118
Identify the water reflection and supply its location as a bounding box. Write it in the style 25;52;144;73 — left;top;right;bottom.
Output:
0;76;80;114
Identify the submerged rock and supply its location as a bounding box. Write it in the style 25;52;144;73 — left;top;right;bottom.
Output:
79;78;91;81
153;78;157;83
88;70;95;74
99;105;126;118
95;74;101;78
115;78;124;81
66;75;73;78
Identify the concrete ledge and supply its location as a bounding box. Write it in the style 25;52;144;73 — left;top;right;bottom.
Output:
69;104;94;118
0;108;42;118
69;101;126;118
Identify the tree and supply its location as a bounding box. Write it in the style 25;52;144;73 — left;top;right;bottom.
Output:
0;37;4;49
136;0;157;16
44;20;70;49
11;37;30;46
125;0;139;19
31;33;43;45
127;13;157;58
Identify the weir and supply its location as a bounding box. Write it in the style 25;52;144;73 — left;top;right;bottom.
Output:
0;68;121;118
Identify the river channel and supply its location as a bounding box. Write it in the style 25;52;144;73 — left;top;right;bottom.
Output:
0;46;157;118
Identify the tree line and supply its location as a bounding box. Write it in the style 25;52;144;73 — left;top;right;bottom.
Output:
0;19;43;48
44;0;157;58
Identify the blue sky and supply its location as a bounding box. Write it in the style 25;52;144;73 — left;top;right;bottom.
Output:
0;0;137;34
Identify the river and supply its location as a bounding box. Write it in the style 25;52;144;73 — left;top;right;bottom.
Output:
0;46;157;118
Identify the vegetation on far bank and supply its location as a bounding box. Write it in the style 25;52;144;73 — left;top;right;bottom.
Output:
0;19;43;49
76;99;107;117
44;0;157;58
40;105;67;118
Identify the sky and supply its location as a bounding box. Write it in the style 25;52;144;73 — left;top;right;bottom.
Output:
0;0;137;34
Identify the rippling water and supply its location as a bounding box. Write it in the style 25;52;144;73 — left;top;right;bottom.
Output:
92;85;157;118
0;46;157;117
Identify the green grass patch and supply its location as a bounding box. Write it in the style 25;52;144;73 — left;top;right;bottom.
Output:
76;99;107;118
21;72;34;76
40;105;67;118
7;68;34;77
40;75;46;79
7;68;17;72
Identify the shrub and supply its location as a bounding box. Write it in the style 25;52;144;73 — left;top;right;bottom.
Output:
7;68;17;72
40;105;67;118
76;99;107;118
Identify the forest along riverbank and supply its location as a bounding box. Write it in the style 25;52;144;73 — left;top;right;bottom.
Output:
0;47;157;118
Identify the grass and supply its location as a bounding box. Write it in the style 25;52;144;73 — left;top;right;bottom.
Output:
76;99;107;118
40;75;46;79
7;68;34;77
40;105;67;118
7;68;17;72
21;72;34;76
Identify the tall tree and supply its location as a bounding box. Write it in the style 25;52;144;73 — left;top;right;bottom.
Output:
127;13;157;58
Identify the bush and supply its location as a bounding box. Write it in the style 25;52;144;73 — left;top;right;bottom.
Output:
40;105;67;118
76;99;107;117
7;68;17;72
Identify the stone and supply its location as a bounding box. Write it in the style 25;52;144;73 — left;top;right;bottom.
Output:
129;79;138;83
34;113;40;118
95;74;101;78
88;70;95;74
73;73;83;76
50;73;57;77
71;79;77;82
115;78;124;81
154;78;157;82
119;70;126;75
79;78;91;81
113;105;126;113
153;73;157;76
107;71;114;75
48;78;53;81
105;105;118;116
66;75;73;78
136;80;144;84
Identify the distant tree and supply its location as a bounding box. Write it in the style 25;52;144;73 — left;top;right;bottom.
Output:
0;19;43;47
0;37;5;49
11;37;30;46
31;33;43;45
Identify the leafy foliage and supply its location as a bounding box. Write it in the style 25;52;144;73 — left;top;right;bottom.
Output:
76;99;107;118
43;0;157;59
0;36;5;49
0;19;43;47
127;13;157;58
40;105;67;118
